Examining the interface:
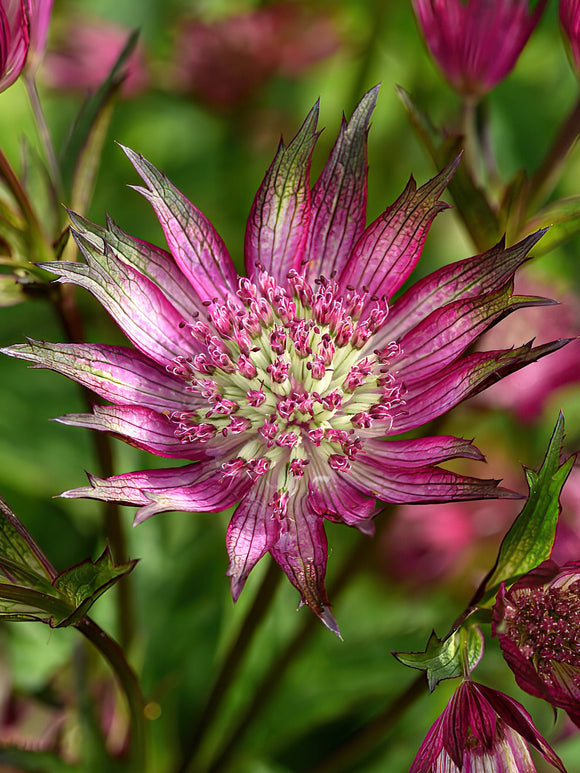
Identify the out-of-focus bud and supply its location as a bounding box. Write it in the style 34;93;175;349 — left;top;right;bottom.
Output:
560;0;580;74
42;16;149;97
24;0;52;74
411;0;547;99
0;0;30;92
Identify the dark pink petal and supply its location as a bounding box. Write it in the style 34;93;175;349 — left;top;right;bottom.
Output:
303;87;377;282
226;475;281;601
61;464;250;525
392;340;570;433
40;235;199;368
0;0;29;93
395;288;555;385
121;145;238;302
306;463;376;533
338;158;458;310
409;711;445;773
377;230;545;345
270;491;339;636
244;102;319;284
25;0;52;73
357;436;484;468
55;405;206;460
444;681;495;766
68;210;206;320
2;340;191;412
348;460;517;504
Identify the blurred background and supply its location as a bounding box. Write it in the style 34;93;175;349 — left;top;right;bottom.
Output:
0;0;579;770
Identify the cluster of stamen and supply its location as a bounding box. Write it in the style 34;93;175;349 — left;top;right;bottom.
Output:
167;268;403;511
502;581;580;687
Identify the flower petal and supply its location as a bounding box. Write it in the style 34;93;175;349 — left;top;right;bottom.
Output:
303;86;378;282
244;101;319;284
270;490;339;636
338;157;458;310
121;145;238;302
2;340;191;411
55;404;206;460
358;436;485;468
226;474;281;602
67;210;206;320
306;459;377;533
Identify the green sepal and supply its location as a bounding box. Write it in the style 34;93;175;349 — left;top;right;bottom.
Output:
51;546;138;627
476;413;574;605
395;86;500;251
394;625;484;692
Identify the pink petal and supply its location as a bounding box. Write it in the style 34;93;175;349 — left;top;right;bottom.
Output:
244;101;319;284
55;404;206;460
338;157;458;311
306;461;376;533
2;340;191;412
40;234;199;368
303;87;377;282
0;0;29;93
121;145;238;302
358;436;485;468
270;490;339;636
377;230;545;345
226;474;281;601
68;210;206;320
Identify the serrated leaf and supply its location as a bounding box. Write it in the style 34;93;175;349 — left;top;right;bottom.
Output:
394;625;484;691
477;413;574;605
51;546;137;627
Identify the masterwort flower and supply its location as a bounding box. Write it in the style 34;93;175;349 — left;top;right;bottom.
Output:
0;0;30;92
493;559;580;727
412;0;547;99
410;679;566;772
2;88;567;633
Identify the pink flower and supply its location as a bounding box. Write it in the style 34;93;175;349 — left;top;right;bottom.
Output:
493;559;580;727
171;4;339;110
412;0;547;99
24;0;52;74
0;0;52;92
2;89;567;633
410;679;565;772
42;16;148;97
560;0;580;74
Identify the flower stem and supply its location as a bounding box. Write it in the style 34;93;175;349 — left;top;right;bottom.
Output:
75;616;147;771
24;74;62;200
176;558;282;773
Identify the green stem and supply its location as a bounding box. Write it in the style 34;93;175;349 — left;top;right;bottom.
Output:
24;74;62;200
75;616;147;771
177;559;282;773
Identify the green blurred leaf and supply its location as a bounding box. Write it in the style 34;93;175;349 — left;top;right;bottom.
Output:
0;747;82;772
0;494;55;590
52;546;137;627
522;195;580;255
478;413;574;604
0;274;27;306
394;625;484;691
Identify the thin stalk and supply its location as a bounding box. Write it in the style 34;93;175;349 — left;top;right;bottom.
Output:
176;559;282;773
200;505;395;773
24;74;62;199
306;673;427;773
75;616;147;771
526;92;580;215
460;96;481;188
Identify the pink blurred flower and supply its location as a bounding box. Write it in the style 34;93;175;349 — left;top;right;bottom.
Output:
412;0;547;99
43;17;148;97
410;679;565;772
493;559;580;727
172;4;339;110
2;89;567;634
24;0;52;74
560;0;580;74
0;0;52;92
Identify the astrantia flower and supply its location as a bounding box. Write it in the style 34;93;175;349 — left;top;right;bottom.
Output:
493;559;580;727
412;0;547;99
2;88;567;633
0;0;30;92
410;679;566;772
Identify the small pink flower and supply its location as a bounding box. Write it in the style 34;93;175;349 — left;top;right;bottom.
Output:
24;0;52;74
411;680;566;772
2;89;568;633
493;559;580;727
42;16;148;97
412;0;547;98
560;0;580;74
170;3;339;110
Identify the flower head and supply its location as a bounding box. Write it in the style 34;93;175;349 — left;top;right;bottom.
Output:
411;679;565;772
412;0;547;99
493;559;580;727
560;0;580;75
2;88;567;633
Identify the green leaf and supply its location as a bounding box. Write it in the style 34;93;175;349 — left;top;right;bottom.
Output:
522;195;580;255
394;625;484;691
477;413;574;605
0;494;56;591
51;546;138;627
0;747;83;772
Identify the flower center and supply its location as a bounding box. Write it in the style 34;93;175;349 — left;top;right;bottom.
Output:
503;582;580;687
167;269;403;509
